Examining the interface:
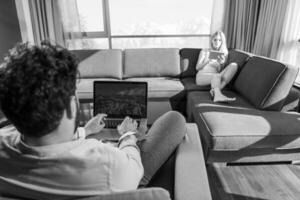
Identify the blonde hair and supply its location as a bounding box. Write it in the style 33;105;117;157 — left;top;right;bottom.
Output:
210;31;228;55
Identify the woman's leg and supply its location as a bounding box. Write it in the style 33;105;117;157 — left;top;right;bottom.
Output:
210;63;238;102
138;111;186;186
219;62;238;89
195;72;214;86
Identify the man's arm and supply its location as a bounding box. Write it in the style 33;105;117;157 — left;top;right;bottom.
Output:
109;134;144;190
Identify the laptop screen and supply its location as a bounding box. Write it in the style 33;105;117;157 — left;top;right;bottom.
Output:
93;81;148;119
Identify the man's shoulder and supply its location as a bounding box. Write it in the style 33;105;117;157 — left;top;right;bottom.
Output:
0;125;20;144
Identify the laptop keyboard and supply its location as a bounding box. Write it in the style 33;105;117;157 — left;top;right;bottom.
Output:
104;119;124;128
104;118;144;129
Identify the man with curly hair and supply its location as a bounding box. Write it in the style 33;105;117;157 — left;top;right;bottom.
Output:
0;42;186;199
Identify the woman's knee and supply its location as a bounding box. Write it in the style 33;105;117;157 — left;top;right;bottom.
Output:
228;62;238;73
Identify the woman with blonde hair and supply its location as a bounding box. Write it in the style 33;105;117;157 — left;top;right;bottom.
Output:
196;31;238;102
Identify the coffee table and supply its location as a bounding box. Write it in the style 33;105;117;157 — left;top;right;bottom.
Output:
207;163;300;200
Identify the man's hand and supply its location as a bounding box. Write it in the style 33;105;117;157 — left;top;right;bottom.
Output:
117;116;138;135
84;113;107;136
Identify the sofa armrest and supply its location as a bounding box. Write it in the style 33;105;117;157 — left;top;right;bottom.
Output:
0;188;171;200
77;188;171;200
174;123;212;200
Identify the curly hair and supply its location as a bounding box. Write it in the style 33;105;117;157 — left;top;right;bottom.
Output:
0;41;79;137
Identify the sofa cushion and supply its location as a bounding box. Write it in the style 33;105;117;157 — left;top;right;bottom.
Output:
76;50;122;79
179;48;201;78
234;56;290;110
225;49;252;70
225;49;251;88
181;77;211;92
124;49;181;78
192;104;300;151
187;91;255;122
262;63;299;111
125;77;184;98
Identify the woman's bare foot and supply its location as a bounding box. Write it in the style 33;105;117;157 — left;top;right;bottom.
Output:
210;88;214;98
213;95;236;103
212;88;236;103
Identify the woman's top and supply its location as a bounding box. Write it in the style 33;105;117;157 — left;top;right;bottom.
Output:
195;49;227;73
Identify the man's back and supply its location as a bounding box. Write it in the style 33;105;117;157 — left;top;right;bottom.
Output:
0;126;143;199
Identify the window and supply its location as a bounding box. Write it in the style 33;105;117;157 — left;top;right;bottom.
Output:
70;0;214;49
76;0;105;33
109;0;212;35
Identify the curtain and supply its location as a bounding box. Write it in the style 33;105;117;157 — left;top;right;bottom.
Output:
27;0;64;45
15;0;84;48
223;0;260;52
210;0;226;34
57;0;85;49
223;0;289;58
252;0;288;58
276;0;300;68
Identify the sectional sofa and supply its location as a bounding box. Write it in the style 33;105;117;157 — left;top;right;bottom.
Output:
74;48;300;165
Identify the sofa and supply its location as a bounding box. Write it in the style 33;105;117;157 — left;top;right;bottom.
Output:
74;48;186;124
74;48;300;164
0;123;212;200
185;49;300;163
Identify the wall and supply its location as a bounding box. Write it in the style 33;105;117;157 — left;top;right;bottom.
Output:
0;0;22;60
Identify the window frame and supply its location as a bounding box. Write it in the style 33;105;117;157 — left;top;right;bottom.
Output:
68;0;212;49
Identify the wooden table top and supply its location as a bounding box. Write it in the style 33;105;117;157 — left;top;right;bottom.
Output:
207;163;300;200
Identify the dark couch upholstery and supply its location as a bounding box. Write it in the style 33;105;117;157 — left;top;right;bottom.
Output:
184;48;300;163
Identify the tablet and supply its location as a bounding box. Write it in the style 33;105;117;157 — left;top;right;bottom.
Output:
209;50;224;60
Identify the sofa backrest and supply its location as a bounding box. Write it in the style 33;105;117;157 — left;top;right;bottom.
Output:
234;55;298;111
179;48;202;78
74;49;123;79
226;49;252;88
123;48;181;78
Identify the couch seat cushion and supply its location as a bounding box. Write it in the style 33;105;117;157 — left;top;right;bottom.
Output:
76;78;120;99
125;77;184;98
181;77;210;92
187;91;254;122
192;102;300;150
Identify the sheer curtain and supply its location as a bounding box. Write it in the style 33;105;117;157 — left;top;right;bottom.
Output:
15;0;64;45
15;0;84;48
276;0;300;83
57;0;85;49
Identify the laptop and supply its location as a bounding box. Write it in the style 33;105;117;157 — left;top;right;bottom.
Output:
93;81;148;129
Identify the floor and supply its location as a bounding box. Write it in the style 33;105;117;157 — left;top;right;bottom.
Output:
207;163;300;200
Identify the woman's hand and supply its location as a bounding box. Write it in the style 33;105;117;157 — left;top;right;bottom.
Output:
117;116;138;135
196;49;210;71
217;55;226;64
84;113;107;136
